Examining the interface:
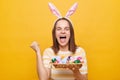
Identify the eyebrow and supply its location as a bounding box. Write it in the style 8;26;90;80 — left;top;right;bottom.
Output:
56;26;70;28
65;27;70;28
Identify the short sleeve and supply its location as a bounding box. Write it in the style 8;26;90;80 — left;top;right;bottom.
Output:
42;48;54;68
75;47;88;74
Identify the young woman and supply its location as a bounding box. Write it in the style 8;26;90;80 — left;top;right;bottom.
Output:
30;18;88;80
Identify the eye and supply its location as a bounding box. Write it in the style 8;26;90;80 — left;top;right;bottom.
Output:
65;27;70;31
56;27;61;31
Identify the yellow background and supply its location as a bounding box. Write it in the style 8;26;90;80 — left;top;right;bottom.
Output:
0;0;120;80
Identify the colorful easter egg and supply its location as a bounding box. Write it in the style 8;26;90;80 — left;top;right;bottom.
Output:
61;57;67;64
77;57;82;60
74;60;81;63
52;58;57;63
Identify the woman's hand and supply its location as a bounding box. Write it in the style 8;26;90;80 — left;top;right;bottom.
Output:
67;64;82;73
68;64;86;80
30;41;40;53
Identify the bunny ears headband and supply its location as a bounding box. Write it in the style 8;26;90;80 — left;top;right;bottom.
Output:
48;2;78;19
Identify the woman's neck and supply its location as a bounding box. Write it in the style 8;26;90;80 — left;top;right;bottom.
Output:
59;45;69;51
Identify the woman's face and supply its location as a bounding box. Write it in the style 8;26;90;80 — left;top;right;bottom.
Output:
55;20;70;47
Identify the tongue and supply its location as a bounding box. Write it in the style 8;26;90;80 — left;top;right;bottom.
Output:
60;38;66;43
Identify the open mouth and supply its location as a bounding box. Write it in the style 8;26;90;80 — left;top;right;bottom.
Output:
60;36;66;39
59;36;67;43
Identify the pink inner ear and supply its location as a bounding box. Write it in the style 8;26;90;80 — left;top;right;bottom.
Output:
67;10;75;16
65;3;78;18
48;3;62;18
49;7;60;17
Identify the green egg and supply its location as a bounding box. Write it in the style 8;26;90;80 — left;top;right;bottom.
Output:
74;60;81;63
52;58;57;63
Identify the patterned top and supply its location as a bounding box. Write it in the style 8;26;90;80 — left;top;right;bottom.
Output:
42;47;88;80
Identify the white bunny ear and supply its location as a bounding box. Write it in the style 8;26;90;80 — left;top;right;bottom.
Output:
48;2;62;18
65;2;78;18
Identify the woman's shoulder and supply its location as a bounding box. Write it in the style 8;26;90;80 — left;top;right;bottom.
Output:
75;46;86;53
44;47;53;51
43;47;54;55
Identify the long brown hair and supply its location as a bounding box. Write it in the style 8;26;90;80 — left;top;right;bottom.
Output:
52;18;77;54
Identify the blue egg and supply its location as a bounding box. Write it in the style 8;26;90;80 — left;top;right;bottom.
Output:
61;57;67;64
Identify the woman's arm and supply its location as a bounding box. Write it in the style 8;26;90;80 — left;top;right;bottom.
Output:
72;69;88;80
30;41;50;80
68;65;88;80
71;47;88;80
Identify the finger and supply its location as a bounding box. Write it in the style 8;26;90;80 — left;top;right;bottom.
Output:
72;67;75;71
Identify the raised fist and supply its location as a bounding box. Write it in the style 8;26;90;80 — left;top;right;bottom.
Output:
30;41;40;53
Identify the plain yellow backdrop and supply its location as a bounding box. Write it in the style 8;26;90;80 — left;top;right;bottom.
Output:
0;0;120;80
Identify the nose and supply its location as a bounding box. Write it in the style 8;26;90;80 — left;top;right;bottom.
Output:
61;29;65;34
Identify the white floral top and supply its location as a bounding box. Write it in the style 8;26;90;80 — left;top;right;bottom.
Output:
42;47;88;80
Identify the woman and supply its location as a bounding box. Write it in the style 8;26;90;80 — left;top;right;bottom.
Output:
30;18;88;80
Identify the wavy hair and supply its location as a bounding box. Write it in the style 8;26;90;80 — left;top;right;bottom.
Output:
52;18;77;54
